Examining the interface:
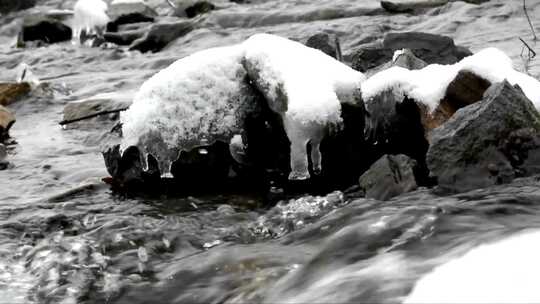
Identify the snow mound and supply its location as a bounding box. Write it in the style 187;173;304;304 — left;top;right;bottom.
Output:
362;48;540;112
243;33;365;179
72;0;110;42
120;33;365;179
120;45;254;172
405;230;540;303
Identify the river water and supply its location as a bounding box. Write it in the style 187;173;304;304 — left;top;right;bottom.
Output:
1;0;540;303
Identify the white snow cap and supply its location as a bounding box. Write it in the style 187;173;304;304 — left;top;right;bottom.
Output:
72;0;109;41
405;230;540;303
362;47;540;111
120;45;249;170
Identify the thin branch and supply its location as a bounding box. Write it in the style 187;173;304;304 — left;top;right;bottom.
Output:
165;0;177;9
59;108;129;125
519;37;536;58
523;0;537;41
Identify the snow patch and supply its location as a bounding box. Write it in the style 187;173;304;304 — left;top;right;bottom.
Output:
362;48;540;112
405;230;540;303
72;0;109;42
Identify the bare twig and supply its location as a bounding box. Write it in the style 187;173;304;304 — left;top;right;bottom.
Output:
523;0;537;41
165;0;177;9
519;37;536;58
59;108;129;125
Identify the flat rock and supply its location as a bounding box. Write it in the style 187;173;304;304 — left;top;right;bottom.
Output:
0;105;15;142
62;92;133;127
107;0;157;32
381;0;449;13
427;81;540;193
129;19;194;53
359;154;418;201
0;83;31;106
351;32;472;72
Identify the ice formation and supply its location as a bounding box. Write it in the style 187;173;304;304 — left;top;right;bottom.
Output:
121;33;365;179
405;230;540;303
243;33;365;179
72;0;110;42
120;45;253;172
362;47;540;112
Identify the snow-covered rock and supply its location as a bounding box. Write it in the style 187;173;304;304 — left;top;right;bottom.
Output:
361;47;540;113
120;44;259;172
72;0;110;42
243;33;365;180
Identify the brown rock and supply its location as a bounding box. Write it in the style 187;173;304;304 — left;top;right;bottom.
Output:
0;83;31;106
0;105;15;142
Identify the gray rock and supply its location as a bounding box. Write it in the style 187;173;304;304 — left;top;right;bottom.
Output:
106;0;157;32
359;154;418;201
61;92;133;128
184;1;216;18
350;32;472;72
305;33;342;61
381;0;449;13
392;48;428;70
427;81;540;193
21;14;72;44
129;20;194;53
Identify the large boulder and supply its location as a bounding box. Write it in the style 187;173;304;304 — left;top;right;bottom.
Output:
359;154;418;200
351;32;472;72
427;81;540;193
0;105;15;142
21;14;72;44
0;83;31;106
129;19;194;53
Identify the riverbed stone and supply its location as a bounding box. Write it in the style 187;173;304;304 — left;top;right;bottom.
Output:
129;19;194;53
427;80;540;193
0;83;31;106
21;14;72;44
359;154;418;200
106;0;157;32
305;33;342;61
0;0;36;14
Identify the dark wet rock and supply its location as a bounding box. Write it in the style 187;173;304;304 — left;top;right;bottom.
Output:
0;82;31;106
351;32;472;72
381;0;449;13
359;154;418;200
427;81;540;193
305;33;342;61
129;20;194;53
185;1;216;18
106;1;157;32
21;14;72;44
419;70;491;133
0;0;36;14
61;93;132;128
103;145;161;193
0;105;15;142
0;143;7;170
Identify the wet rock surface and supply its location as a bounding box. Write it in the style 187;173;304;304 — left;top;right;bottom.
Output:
0;104;15;142
305;32;343;61
21;14;72;43
427;81;540;193
129;19;194;53
359;154;418;200
0;83;31;106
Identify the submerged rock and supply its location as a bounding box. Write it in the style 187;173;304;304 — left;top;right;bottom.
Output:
106;0;157;32
351;32;471;72
61;92;133;128
185;1;216;18
129;19;194;53
305;33;343;61
0;83;31;106
0;0;36;14
0;105;15;142
427;81;540;193
359;154;418;201
380;0;449;13
21;14;72;44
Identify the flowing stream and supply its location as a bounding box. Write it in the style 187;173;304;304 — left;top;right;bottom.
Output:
1;0;540;303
